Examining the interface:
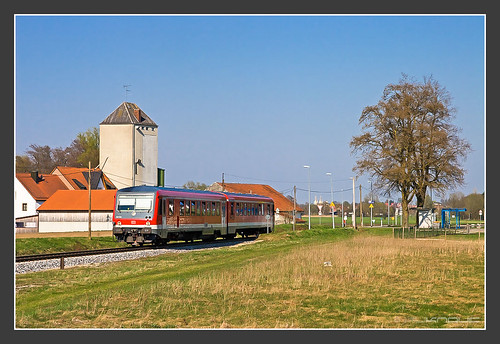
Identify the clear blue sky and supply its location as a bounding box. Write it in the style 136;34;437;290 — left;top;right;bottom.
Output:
15;15;485;204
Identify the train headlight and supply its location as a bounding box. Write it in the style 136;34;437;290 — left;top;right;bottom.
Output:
117;221;122;226
146;221;150;226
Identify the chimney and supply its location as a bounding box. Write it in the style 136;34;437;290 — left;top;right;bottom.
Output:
134;108;141;122
30;171;43;183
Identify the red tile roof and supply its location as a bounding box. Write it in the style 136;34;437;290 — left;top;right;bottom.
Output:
212;183;303;212
16;173;69;201
51;166;115;190
37;190;117;211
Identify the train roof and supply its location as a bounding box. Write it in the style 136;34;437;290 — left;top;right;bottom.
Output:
116;185;273;202
222;191;273;202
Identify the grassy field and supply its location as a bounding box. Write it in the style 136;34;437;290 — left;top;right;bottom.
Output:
15;235;128;256
15;226;485;329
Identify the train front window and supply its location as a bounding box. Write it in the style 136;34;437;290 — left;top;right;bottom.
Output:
116;194;155;214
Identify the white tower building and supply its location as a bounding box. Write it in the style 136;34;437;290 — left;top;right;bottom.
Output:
99;102;158;189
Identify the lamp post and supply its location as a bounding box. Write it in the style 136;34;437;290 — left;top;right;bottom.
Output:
341;189;344;228
351;176;357;230
326;172;334;229
304;165;311;230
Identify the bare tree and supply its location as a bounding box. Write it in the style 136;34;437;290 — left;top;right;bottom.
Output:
183;181;208;190
350;74;470;227
15;127;100;173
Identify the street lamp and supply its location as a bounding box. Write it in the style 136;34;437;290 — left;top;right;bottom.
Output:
326;172;334;229
341;188;344;228
304;165;311;230
350;176;357;230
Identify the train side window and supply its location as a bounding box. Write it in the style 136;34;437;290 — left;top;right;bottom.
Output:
168;200;174;216
211;202;216;216
236;203;240;216
267;204;270;215
216;202;220;216
202;201;206;215
230;202;234;216
185;201;191;216
180;200;185;216
191;201;196;216
196;201;201;216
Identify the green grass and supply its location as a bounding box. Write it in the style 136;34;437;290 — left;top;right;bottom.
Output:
15;225;484;329
16;236;128;256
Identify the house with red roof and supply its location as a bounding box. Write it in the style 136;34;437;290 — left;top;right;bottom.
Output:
207;182;304;224
15;168;116;232
37;190;116;233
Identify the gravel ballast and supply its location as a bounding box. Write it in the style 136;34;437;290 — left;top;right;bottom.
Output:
16;239;259;274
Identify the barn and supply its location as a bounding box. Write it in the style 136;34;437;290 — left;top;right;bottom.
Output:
37;190;116;233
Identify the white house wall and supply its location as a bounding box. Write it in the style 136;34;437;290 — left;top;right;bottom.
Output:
100;123;158;189
14;178;40;218
38;211;113;233
136;126;158;186
100;124;134;189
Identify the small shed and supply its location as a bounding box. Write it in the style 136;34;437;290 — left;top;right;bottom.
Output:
37;190;116;233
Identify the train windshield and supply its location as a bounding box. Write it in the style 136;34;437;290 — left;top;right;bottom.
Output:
116;194;155;214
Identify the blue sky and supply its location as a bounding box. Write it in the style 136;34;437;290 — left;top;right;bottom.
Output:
15;15;485;204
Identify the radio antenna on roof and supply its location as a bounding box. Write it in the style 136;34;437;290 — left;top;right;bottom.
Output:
123;84;132;101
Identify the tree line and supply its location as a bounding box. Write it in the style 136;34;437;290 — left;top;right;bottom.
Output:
16;127;100;174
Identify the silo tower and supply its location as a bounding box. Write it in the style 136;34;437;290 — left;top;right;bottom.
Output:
99;102;158;189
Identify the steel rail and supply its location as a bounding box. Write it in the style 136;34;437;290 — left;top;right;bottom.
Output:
15;237;254;263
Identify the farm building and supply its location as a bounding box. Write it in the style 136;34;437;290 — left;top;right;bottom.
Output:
15;168;116;233
51;166;116;190
207;182;304;224
15;171;70;230
37;190;116;233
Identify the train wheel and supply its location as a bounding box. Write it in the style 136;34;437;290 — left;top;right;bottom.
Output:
255;232;260;238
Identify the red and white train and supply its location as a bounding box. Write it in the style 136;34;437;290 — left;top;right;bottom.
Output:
112;185;275;245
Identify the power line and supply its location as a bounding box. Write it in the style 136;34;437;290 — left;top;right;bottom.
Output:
224;173;353;185
296;187;355;194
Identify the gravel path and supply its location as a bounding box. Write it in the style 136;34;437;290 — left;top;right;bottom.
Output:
16;239;260;274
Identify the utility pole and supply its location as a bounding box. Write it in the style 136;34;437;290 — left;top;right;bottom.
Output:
88;161;92;240
304;165;311;230
369;179;373;227
326;172;334;229
387;199;390;227
359;184;363;227
351;177;357;230
293;185;296;231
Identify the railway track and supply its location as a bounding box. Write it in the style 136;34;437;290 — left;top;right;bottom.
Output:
16;237;255;263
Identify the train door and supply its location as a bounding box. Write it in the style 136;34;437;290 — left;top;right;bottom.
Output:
221;202;227;235
162;198;167;228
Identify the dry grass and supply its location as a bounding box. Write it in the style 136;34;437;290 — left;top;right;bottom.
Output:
16;233;485;328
